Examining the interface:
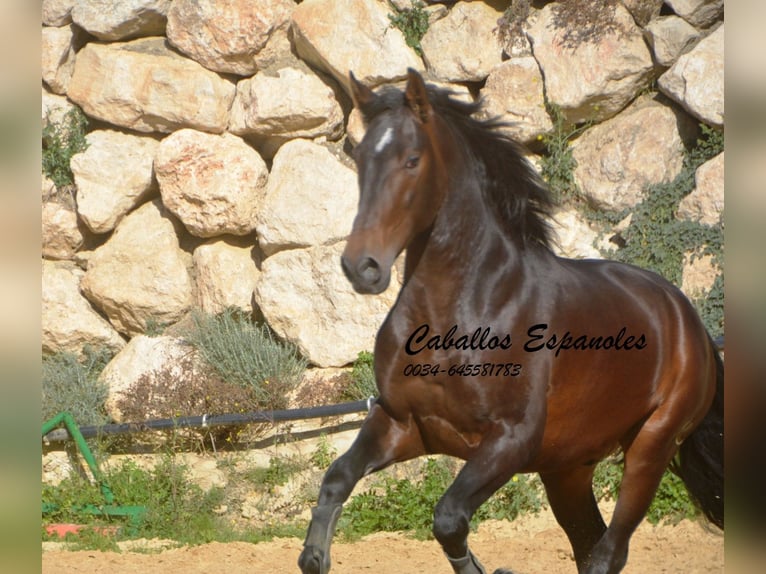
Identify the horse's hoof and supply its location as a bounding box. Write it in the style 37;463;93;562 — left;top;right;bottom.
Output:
298;546;328;574
492;569;516;574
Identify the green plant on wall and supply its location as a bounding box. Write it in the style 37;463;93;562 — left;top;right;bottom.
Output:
538;101;591;203
609;124;724;338
388;1;429;56
42;106;89;191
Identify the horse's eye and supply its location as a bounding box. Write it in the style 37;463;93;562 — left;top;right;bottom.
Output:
405;155;420;169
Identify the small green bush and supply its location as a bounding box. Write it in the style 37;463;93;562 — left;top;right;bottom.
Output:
340;457;454;540
42;346;113;426
388;1;429;56
42;106;89;191
185;308;307;411
342;350;377;400
43;455;225;543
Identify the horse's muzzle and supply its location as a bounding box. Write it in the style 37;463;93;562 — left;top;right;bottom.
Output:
340;254;389;294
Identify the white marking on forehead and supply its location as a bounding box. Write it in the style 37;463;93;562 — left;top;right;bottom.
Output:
374;127;394;154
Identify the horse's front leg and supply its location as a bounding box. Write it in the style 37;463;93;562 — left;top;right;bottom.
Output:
433;423;542;574
298;402;422;574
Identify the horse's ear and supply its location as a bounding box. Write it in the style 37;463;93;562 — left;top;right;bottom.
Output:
349;71;377;119
404;68;432;124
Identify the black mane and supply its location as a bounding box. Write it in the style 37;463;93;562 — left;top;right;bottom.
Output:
360;83;557;250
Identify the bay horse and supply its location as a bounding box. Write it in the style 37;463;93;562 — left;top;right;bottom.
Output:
298;69;723;574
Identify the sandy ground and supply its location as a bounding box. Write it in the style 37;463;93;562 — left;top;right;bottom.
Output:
42;507;724;574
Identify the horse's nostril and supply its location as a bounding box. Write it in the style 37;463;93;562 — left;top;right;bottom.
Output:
358;257;381;284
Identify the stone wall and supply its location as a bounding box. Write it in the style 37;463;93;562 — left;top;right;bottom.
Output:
42;0;724;412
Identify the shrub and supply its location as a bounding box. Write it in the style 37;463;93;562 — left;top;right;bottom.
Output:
340;457;455;540
388;1;429;57
42;454;225;543
185;308;307;411
342;350;377;400
42;346;113;426
42;106;89;191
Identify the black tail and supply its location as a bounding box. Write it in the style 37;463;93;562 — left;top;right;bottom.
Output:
676;339;724;528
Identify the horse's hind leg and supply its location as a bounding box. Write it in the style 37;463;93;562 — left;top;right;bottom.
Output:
584;423;680;574
540;465;607;571
298;402;422;574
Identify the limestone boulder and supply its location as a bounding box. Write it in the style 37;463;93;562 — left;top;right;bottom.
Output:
42;202;84;260
71;0;170;41
528;2;654;124
291;0;423;95
420;1;504;82
477;57;552;144
67;37;235;134
550;208;609;260
665;0;724;28
80;200;193;336
572;96;697;211
644;16;701;68
42;260;125;356
678;152;724;226
70;130;159;234
43;0;74;26
254;243;400;367
155;129;268;238
99;335;202;422
193;237;260;314
229;67;344;152
256;139;358;256
658;25;724;127
41;24;77;94
42;88;77;131
167;0;294;76
681;252;718;300
622;0;664;26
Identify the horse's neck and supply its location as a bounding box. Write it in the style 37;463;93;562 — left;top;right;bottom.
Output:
404;176;528;297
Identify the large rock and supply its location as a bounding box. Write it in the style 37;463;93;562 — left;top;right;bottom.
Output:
678;152;724;226
255;139;358;256
67;37;236;134
42;260;125;356
80;200;193;336
254;243;400;367
550;208;609;259
229;67;344;153
420;1;504;82
42;87;77;129
42;202;84;260
665;0;724;28
41;24;77;94
572;96;697;211
193;237;260;314
43;0;74;26
658;25;724;127
71;0;170;41
681;252;718;300
622;0;664;26
477;57;552;144
155;129;268;238
291;0;423;95
528;2;654;124
70;130;159;234
167;0;294;76
99;335;202;422
644;16;701;68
